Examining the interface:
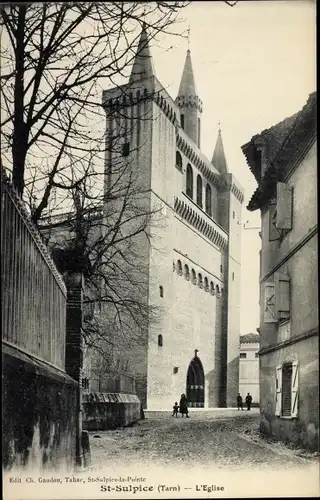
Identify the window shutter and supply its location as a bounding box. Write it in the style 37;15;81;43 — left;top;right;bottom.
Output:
276;182;293;230
291;361;299;418
269;203;281;241
274;272;290;320
276;365;282;416
264;282;277;323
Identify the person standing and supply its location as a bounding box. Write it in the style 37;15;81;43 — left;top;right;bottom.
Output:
172;402;179;417
179;394;189;418
245;393;253;411
236;393;244;411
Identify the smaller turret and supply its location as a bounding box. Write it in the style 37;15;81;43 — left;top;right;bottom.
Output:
212;128;228;174
129;24;155;84
175;50;203;147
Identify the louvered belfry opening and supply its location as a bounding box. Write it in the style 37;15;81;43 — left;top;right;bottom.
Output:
282;363;292;416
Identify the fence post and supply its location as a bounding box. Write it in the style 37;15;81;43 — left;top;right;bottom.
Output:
64;271;84;468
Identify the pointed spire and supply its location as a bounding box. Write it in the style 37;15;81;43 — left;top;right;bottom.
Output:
212;127;228;174
177;49;197;98
129;24;155;84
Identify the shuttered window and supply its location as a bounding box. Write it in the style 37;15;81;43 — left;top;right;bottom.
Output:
269;202;281;241
276;362;299;418
276;182;293;231
282;364;292;416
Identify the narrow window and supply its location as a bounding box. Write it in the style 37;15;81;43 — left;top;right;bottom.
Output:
255;353;259;358
204;277;209;292
177;260;182;276
184;264;190;281
197;175;203;208
198;273;203;288
191;269;197;285
122;142;130;157
233;211;235;219
232;272;235;281
197;117;201;148
216;284;221;297
180;114;185;130
186;164;193;198
158;334;163;347
210;281;215;295
205;183;212;216
159;286;164;298
176;151;182;171
173;366;179;374
240;353;247;359
282;363;292;416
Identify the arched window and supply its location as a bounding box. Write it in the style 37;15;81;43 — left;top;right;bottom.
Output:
205;183;212;216
191;269;197;285
184;264;190;281
186;164;193;199
204;277;209;292
177;260;182;276
197;174;203;208
198;273;203;288
176;151;182;171
159;285;164;298
216;284;221;298
210;281;215;295
158;334;163;347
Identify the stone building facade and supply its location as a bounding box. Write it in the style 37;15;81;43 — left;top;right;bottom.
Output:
242;91;318;450
239;333;260;405
101;27;244;410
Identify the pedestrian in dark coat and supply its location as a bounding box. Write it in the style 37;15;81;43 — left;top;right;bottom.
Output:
245;393;253;411
236;393;244;411
179;394;189;417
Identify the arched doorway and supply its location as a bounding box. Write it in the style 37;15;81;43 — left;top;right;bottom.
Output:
186;357;205;407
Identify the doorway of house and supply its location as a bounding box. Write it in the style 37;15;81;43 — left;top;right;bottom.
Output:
186;357;204;407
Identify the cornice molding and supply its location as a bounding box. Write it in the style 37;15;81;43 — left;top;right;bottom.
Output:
174;196;228;250
176;134;220;188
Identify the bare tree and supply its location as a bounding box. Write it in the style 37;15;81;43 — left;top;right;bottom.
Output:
0;2;187;202
0;1;238;383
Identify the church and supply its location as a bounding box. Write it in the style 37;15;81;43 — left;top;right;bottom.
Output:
101;26;244;410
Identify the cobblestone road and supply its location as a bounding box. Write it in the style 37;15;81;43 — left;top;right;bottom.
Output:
84;410;320;498
88;408;316;471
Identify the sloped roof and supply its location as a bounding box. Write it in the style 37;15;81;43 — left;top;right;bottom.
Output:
245;91;317;211
242;113;298;184
177;49;197;98
129;25;155;84
212;129;228;174
240;333;260;344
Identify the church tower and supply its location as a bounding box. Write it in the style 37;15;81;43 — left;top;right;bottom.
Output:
101;26;244;410
175;50;203;148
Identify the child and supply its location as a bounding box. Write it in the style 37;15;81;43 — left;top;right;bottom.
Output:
172;402;179;417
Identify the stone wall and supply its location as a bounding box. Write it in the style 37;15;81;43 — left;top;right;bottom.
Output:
2;344;78;471
259;334;319;451
82;393;141;430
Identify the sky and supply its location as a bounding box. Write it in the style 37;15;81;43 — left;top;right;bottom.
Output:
148;0;316;334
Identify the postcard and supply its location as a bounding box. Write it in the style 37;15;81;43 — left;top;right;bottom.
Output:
1;1;318;499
